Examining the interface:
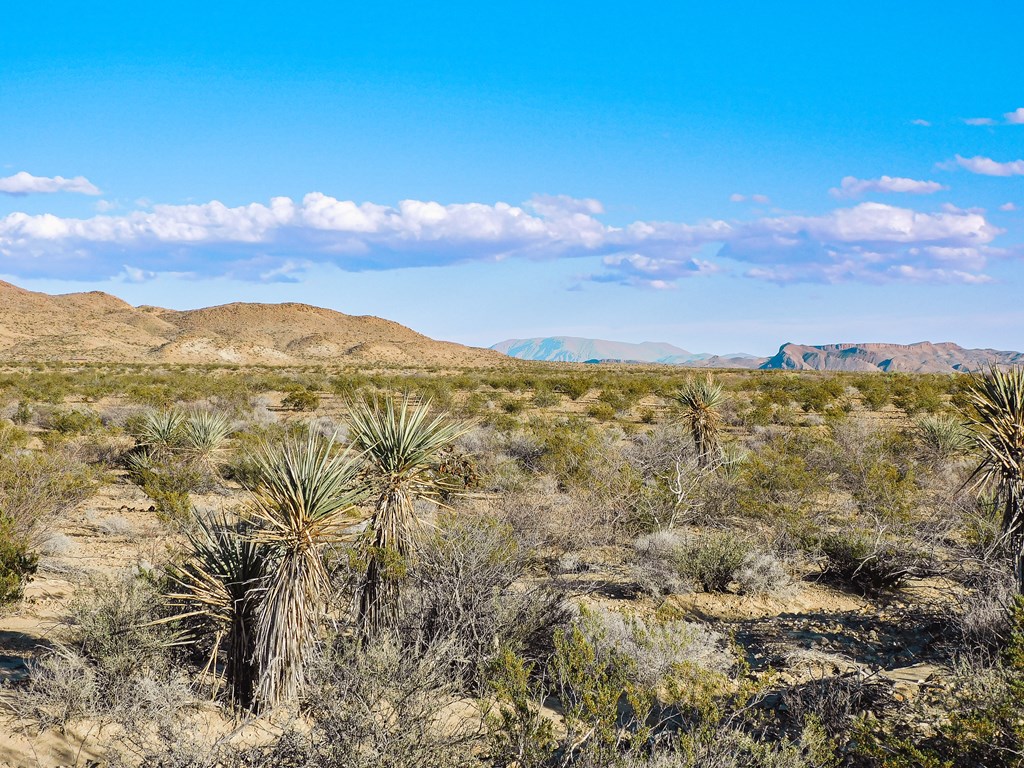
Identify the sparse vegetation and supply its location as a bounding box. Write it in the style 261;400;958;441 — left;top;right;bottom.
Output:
0;361;1021;766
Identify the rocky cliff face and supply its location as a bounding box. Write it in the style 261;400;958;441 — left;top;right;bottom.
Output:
760;341;1024;373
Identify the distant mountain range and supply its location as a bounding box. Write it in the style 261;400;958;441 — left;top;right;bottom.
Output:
491;337;757;365
492;337;1024;373
1;279;1019;374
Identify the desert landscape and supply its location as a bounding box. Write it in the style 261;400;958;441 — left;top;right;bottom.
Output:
0;284;1022;766
3;4;1023;765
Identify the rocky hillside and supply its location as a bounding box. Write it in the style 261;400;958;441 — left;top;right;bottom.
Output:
0;281;501;367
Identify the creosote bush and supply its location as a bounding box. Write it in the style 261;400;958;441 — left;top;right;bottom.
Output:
403;512;570;690
21;574;189;731
816;527;930;595
281;387;321;411
633;530;790;597
0;448;97;604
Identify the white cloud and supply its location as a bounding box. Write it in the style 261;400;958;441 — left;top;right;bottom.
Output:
829;175;947;199
884;265;993;284
911;119;931;127
0;192;1011;288
1005;107;1024;124
94;200;118;213
1000;202;1017;212
729;193;770;204
964;117;996;126
712;202;1003;284
955;155;1024;177
118;265;157;283
597;253;722;287
0;171;101;196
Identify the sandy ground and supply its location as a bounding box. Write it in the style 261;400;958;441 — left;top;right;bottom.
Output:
0;473;232;768
0;461;953;766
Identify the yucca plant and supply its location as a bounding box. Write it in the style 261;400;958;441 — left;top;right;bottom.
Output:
246;431;364;709
915;413;973;465
180;410;233;467
166;511;266;709
135;409;186;455
674;375;726;469
965;367;1024;592
348;396;471;640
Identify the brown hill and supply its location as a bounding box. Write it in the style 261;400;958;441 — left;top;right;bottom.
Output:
0;281;502;367
759;341;1024;373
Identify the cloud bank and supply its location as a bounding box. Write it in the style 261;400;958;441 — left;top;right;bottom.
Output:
0;172;101;196
829;175;947;199
0;191;1010;288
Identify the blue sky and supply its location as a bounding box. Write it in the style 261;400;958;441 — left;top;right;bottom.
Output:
1;1;1023;354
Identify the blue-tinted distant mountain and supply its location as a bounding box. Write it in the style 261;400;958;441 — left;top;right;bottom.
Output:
491;337;755;365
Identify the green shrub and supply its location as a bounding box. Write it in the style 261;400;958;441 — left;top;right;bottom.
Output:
799;377;846;413
891;375;945;415
501;397;526;415
0;516;38;605
587;402;617;421
598;388;638;414
282;388;321;412
736;435;824;521
853;376;892;410
486;648;556;768
0;421;29;454
677;532;751;593
12;400;33;426
0;450;97;539
48;407;104;434
553;376;592;401
127;454;216;521
817;529;928;594
222;422;310;487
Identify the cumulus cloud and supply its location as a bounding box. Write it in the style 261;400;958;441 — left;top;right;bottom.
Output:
829;175;947;199
0;171;101;196
709;202;1002;284
964;117;996;126
1004;107;1024;124
911;119;931;127
1000;202;1018;212
954;155;1024;177
0;192;1011;288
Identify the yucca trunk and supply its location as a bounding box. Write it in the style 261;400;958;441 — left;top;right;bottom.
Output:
1003;484;1024;593
226;604;258;710
255;544;332;707
692;417;718;469
357;487;411;639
